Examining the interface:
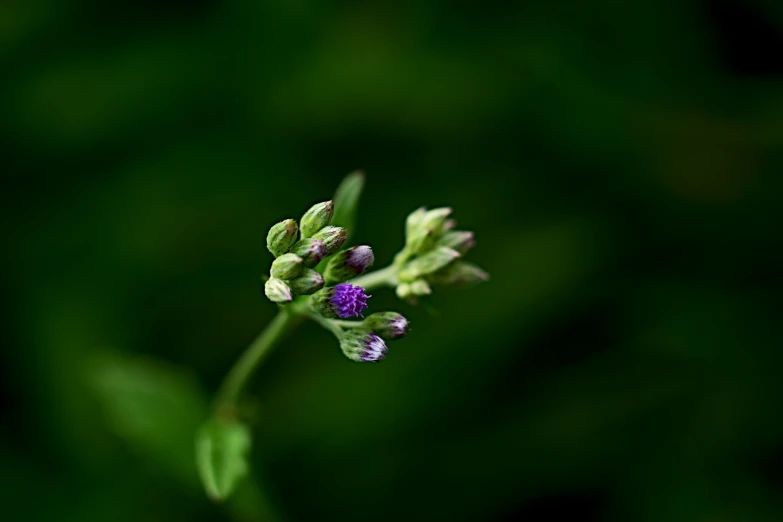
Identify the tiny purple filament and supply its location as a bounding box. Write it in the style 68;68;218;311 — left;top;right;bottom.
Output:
330;283;370;318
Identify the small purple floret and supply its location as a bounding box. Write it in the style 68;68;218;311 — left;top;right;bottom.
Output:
360;333;387;361
330;283;370;318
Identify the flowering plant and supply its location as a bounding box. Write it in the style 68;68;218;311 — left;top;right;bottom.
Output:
196;171;487;501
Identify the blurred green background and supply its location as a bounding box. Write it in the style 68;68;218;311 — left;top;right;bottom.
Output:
2;1;783;521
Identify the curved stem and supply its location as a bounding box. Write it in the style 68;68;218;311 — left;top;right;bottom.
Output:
214;309;302;410
350;265;397;290
308;313;344;340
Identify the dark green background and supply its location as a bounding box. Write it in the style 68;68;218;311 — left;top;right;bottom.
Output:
2;1;783;521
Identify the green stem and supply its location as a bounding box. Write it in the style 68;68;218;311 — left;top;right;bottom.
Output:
214;309;302;410
308;313;345;340
331;319;364;328
350;265;397;290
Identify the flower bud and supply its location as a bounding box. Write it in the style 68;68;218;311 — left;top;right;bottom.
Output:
270;253;303;280
299;200;334;239
264;277;292;303
311;226;348;256
399;246;460;281
323;245;375;284
407;207;452;254
405;207;427;240
340;330;388;362
395;282;412;300
437;231;475;255
410;279;432;296
266;219;298;258
289;268;324;295
311;283;370;319
289;238;327;268
364;312;409;340
426;261;489;286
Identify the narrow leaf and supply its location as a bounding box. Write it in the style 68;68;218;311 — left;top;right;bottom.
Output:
196;418;252;502
331;170;365;236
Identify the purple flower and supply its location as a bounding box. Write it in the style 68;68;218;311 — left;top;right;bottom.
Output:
330;283;370;318
340;330;388;362
311;283;371;319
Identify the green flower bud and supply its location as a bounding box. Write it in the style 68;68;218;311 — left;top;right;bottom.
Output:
398;246;460;281
405;207;427;240
270;253;303;280
299;200;334;239
437;230;475;254
410;279;432;296
289;268;324;295
407;207;452;254
264;277;292;303
289;238;327;268
426;261;489;286
266;219;298;258
395;282;412;300
340;329;388;362
364;312;409;340
311;226;348;256
323;245;374;284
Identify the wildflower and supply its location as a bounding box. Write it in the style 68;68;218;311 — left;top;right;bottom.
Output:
289;238;327;267
323;245;374;284
364;312;409;340
311;283;370;318
299;200;334;239
340;330;388;362
264;278;292;303
266;219;298;258
270;253;303;280
289;268;324;295
311;226;348;256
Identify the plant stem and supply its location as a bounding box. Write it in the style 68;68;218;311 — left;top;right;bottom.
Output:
308;313;345;340
214;308;302;411
350;265;397;290
331;319;364;328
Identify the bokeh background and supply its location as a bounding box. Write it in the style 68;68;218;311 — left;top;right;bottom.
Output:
2;1;783;521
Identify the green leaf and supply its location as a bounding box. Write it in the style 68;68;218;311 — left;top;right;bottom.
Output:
89;352;208;485
196;417;252;502
331;170;365;237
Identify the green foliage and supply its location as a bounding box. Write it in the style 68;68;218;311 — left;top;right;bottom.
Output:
89;352;207;486
195;418;252;502
331;170;365;239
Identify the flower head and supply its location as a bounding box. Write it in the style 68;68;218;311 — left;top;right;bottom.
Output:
330;283;370;318
340;330;388;362
264;277;292;303
311;283;370;319
266;219;298;258
299;200;334;239
323;245;375;284
364;311;409;340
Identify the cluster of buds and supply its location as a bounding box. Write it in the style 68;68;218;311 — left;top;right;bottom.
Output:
337;311;410;362
263;200;353;303
393;207;488;301
264;197;411;363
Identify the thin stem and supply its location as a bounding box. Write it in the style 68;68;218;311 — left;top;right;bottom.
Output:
308;313;344;340
214;309;302;410
331;319;365;328
350;265;397;290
